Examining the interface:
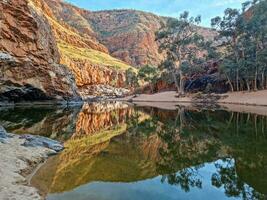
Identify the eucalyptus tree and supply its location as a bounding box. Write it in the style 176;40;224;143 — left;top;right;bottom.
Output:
211;0;267;91
211;8;242;91
156;11;205;96
244;0;267;90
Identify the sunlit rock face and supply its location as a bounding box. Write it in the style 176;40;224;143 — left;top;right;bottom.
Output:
45;0;218;67
43;0;108;53
60;56;128;99
0;0;80;102
0;0;131;101
40;0;131;97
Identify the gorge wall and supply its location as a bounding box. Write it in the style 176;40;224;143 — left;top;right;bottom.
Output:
46;0;217;67
27;0;133;99
45;0;165;67
0;0;218;102
0;0;133;102
0;0;80;102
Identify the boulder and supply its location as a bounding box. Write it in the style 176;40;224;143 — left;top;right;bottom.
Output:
0;125;12;143
0;126;8;143
0;126;7;139
20;134;64;152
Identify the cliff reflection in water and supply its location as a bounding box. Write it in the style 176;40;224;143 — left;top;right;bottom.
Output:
4;103;266;199
0;105;81;141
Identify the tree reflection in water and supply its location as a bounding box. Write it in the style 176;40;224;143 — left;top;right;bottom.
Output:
138;106;267;199
212;159;265;200
27;104;267;199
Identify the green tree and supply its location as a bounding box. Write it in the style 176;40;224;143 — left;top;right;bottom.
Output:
156;11;205;96
138;65;159;93
211;0;267;91
211;8;242;91
245;0;267;90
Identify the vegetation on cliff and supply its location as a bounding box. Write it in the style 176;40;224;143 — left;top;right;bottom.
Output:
58;41;132;71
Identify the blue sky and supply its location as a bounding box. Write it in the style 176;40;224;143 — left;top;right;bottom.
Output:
65;0;246;27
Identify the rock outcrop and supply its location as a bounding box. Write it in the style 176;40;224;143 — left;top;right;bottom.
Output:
45;0;166;67
46;1;217;67
0;0;219;102
39;0;133;98
21;134;64;152
84;10;166;67
0;0;80;102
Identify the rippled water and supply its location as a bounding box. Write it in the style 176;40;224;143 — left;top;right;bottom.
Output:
1;102;267;200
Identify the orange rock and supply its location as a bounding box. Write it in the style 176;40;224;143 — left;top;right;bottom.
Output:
0;0;80;102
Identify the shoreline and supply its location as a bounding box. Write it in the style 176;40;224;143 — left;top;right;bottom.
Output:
115;90;267;107
133;101;267;116
0;127;63;200
2;90;267;107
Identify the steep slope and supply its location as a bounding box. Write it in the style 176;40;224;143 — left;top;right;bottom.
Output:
38;0;135;98
85;10;166;67
87;10;218;67
46;1;217;67
46;0;165;67
0;0;80;102
41;0;107;53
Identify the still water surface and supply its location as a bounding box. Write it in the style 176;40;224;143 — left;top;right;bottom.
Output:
1;102;267;200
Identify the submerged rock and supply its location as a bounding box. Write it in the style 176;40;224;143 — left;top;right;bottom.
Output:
0;126;7;139
20;134;64;152
0;127;7;143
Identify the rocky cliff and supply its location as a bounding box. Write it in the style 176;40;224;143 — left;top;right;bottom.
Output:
0;0;218;102
46;0;217;67
85;10;166;67
45;0;166;67
29;0;134;99
0;0;134;102
0;0;80;102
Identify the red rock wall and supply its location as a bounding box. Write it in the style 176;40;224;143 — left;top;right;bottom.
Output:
0;0;80;101
61;55;126;88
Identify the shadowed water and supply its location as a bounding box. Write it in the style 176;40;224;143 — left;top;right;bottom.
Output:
1;102;267;200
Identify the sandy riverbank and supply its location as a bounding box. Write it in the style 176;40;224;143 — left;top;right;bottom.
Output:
0;128;63;200
118;90;267;106
218;90;267;106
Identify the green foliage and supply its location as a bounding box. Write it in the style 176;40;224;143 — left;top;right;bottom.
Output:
58;41;135;71
125;68;139;88
211;0;267;91
156;11;207;95
138;65;160;92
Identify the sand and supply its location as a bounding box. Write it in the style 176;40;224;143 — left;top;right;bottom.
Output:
0;135;54;200
218;90;267;106
120;90;267;106
117;91;190;102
